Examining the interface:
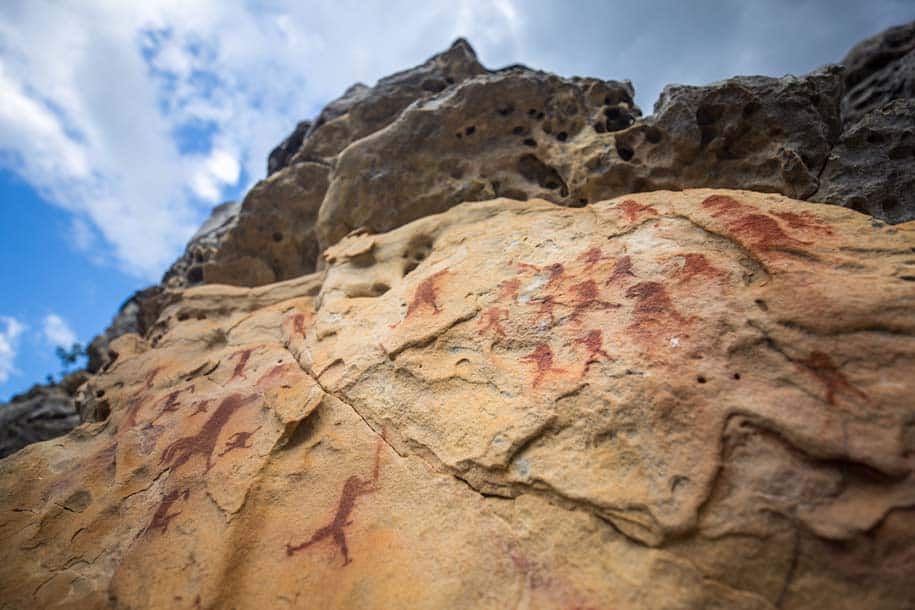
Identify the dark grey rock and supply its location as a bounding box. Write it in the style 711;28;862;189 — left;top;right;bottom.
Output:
0;372;87;459
161;200;241;289
842;20;915;123
815;98;915;223
86;285;163;373
268;120;311;176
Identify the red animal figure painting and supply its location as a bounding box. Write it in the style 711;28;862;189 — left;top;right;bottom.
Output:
292;313;307;336
667;253;726;283
799;351;869;406
544;263;565;288
139;488;190;538
406;270;448;318
227;348;256;382
617;199;659;222
624;281;688;341
478;307;508;338
529;295;559;328
606;255;635;286
286;439;384;566
218;426;262;457
143;367;163;390
190;399;212;417
159;393;260;473
578;247;611;269
701;195;811;252
516;262;565;287
772;211;833;235
497;278;521;302
150;384;196;425
575;330;613;377
567;280;619;321
522;344;567;387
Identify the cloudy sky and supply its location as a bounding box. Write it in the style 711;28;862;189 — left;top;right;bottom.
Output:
0;0;912;399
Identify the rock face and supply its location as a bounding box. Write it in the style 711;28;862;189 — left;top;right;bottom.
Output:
3;21;915;610
816;99;915;223
0;372;86;459
162;201;242;290
2;190;915;609
811;21;915;224
192;26;915;290
840;20;915;123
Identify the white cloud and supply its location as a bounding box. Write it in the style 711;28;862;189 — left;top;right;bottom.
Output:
0;317;26;383
42;314;78;349
0;1;525;280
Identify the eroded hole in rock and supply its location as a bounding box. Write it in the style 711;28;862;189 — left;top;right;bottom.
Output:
696;104;724;126
403;260;420;275
371;283;390;296
497;104;515;117
594;123;607;134
421;78;446;93
557;131;568;142
523;138;537;147
518;154;569;197
696;375;707;384
402;234;434;276
645;127;663;144
272;232;283;242
867;132;887;145
883;198;902;216
888;145;915;160
512;125;526;135
616;143;635;161
187;266;203;284
604;106;634;132
742;102;760;117
94;400;111;422
465;126;476;136
349;249;377;268
848;196;869;213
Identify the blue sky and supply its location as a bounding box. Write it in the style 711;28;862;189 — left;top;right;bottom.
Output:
0;0;912;400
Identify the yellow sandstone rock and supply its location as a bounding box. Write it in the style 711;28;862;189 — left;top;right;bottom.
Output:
2;190;914;609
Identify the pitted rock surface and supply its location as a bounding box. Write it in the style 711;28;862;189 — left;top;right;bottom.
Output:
2;190;914;610
841;20;915;123
816;98;915;224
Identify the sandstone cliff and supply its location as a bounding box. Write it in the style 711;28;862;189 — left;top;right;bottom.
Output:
1;22;915;610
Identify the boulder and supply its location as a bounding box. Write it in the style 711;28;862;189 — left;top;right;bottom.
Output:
0;371;86;458
841;20;915;122
267;120;311;176
203;162;330;286
212;43;850;282
289;38;487;164
318;68;641;248
161;200;242;289
86;286;164;374
815;98;915;223
2;190;913;609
